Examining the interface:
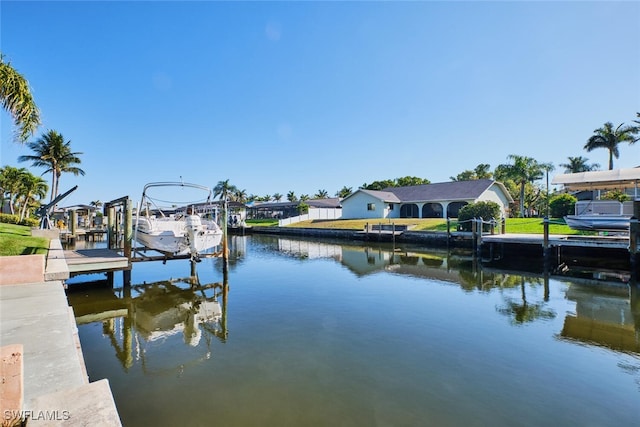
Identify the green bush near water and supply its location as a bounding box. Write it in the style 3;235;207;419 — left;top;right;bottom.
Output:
549;194;577;218
0;213;39;227
458;201;502;231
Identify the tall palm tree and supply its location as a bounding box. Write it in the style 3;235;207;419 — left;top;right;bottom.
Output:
0;54;40;142
558;156;600;173
18;130;84;202
495;155;544;217
272;193;283;202
584;122;638;170
212;179;238;202
287;191;297;202
17;173;48;221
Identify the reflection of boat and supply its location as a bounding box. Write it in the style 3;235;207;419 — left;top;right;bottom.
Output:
134;182;223;260
564;215;631;231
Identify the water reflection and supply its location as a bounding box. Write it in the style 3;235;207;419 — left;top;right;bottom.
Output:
265;235;640;355
68;268;229;373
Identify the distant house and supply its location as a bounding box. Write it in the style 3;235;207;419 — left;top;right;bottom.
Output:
247;198;341;220
340;179;513;219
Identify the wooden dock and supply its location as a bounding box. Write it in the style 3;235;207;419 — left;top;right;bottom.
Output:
481;233;630;250
63;249;130;276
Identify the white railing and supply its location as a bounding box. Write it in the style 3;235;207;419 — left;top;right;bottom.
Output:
574;200;634;216
278;208;343;226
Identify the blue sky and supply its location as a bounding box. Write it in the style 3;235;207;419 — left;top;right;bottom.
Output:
1;1;639;206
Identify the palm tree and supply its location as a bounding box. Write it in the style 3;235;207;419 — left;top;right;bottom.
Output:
287;191;297;202
314;189;329;199
233;189;247;203
212;179;238;202
335;186;352;198
18;130;85;202
584;122;638;170
495;155;544;217
0;54;40;142
558;156;600;173
272;193;283;202
300;194;310;201
17;173;47;221
0;166;28;214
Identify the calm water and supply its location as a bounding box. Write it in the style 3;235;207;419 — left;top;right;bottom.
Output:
67;235;640;427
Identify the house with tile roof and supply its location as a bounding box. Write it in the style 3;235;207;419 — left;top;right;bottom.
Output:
341;179;513;219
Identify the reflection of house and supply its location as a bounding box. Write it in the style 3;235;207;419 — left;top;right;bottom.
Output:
247;198;341;219
341;179;513;219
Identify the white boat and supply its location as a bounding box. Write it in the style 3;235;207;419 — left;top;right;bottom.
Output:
134;182;223;259
563;214;631;231
564;200;633;232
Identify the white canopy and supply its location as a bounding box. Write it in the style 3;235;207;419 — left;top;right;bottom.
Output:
551;167;640;191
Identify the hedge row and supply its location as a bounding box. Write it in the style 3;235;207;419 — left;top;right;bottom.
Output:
0;213;39;227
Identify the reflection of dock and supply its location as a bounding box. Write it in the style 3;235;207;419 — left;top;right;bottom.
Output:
561;284;640;353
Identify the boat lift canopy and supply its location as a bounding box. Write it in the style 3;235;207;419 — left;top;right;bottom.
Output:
552;168;640;195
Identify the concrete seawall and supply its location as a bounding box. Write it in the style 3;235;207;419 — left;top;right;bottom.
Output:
250;226;474;248
0;235;122;426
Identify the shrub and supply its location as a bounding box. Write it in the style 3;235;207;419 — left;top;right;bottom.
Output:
549;193;577;218
457;201;501;231
0;213;40;227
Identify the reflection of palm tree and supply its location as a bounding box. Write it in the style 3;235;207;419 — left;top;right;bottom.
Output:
496;278;555;324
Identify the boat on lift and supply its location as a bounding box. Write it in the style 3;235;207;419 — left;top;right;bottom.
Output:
133;182;223;260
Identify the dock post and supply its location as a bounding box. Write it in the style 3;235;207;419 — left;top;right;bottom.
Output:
630;217;638;279
542;216;551;268
446;217;451;246
630;201;640;280
124;198;132;260
472;218;477;253
70;210;77;243
475;218;483;258
107;206;116;250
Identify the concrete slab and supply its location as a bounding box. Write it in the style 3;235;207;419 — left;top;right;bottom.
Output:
28;379;122;426
44;239;69;281
0;282;86;404
0;254;45;285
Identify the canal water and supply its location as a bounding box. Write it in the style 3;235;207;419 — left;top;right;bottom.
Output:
67;235;640;427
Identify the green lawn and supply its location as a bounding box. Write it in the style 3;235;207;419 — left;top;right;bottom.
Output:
0;223;49;256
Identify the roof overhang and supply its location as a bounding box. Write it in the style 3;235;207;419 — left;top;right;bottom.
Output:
551;168;640;191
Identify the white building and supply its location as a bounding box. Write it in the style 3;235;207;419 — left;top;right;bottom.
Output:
341;179;513;219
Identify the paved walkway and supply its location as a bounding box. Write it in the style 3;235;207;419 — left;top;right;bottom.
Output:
1;242;122;425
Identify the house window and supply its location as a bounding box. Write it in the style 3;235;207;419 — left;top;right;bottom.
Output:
388;204;394;210
367;203;375;211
